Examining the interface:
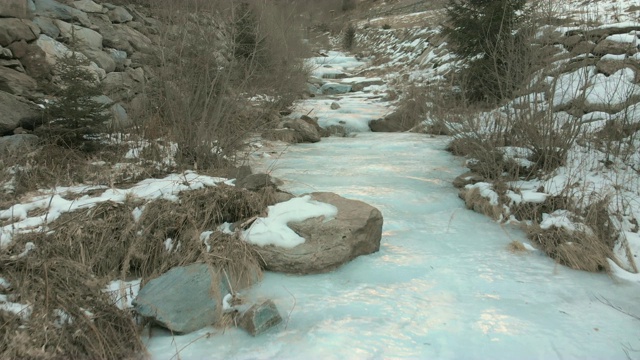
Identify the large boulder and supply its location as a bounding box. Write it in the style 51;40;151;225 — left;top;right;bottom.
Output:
0;66;37;96
32;0;92;27
107;6;133;23
54;20;103;50
0;134;39;153
0;18;40;47
101;24;152;55
0;91;42;134
132;263;229;334
236;173;278;191
592;39;637;56
12;38;52;80
283;119;321;143
0;0;31;18
72;0;105;13
32;16;60;39
83;49;116;73
253;192;383;274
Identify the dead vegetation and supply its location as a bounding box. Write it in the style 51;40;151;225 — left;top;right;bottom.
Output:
0;184;276;358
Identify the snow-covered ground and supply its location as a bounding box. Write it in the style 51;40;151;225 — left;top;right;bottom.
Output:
146;133;640;359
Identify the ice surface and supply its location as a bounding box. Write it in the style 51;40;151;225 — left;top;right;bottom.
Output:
146;133;640;359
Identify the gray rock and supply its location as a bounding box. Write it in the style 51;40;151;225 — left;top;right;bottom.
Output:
0;66;37;97
325;125;348;137
330;101;340;110
236;173;277;191
32;0;92;27
283;119;321;143
593;39;637;56
54;20;103;50
107;6;133;23
0;46;12;59
237;300;282;336
253;192;383;274
0;19;40;47
231;165;252;182
102;24;152;55
105;47;126;65
0;59;25;72
109;102;129;129
102;69;141;101
0;134;39;153
72;0;104;13
350;79;384;92
83;49;116;73
133;263;228;334
307;83;322;95
0;91;42;134
261;128;302;144
0;0;31;18
32;16;60;39
320;82;352;95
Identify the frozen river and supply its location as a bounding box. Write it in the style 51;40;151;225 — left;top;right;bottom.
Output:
147;132;640;360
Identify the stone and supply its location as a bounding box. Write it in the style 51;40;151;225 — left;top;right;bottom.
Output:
106;48;127;71
320;82;352;95
325;125;347;137
330;101;340;110
54;20;103;50
592;39;637;56
72;0;104;13
0;0;30;18
283;119;321;143
350;79;385;92
261;128;302;143
32;16;60;39
0;66;37;96
107;6;133;23
0;45;11;59
236;173;277;191
452;171;484;189
32;0;92;27
13;41;51;79
132;263;228;334
83;49;116;73
596;60;628;76
253;192;383;274
237;300;282;336
0;134;39;153
570;41;595;55
102;24;152;55
0;59;24;72
307;83;322;95
0;19;40;47
0;90;41;134
230;165;252;182
562;34;583;49
102;70;141;101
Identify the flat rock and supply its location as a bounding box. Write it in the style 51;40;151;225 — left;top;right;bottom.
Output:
237;300;282;336
253;192;383;274
592;39;637;56
133;263;228;334
0;91;41;134
83;49;116;73
102;24;152;55
32;16;60;39
72;0;104;13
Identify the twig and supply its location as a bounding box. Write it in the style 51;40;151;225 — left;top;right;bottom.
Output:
282;286;296;330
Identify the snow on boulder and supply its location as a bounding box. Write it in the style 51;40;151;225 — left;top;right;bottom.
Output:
246;192;383;274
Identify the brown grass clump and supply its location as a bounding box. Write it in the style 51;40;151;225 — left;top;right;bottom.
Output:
0;255;144;359
507;240;528;253
526;226;612;272
460;187;504;220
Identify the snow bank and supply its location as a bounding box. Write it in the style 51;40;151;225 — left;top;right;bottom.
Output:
243;195;338;248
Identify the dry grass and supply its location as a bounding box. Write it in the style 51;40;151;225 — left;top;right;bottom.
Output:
1;184;276;358
459;187;504;220
507;240;528;253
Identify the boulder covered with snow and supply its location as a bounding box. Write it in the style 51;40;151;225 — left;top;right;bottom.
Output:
247;192;383;274
132;263;230;334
